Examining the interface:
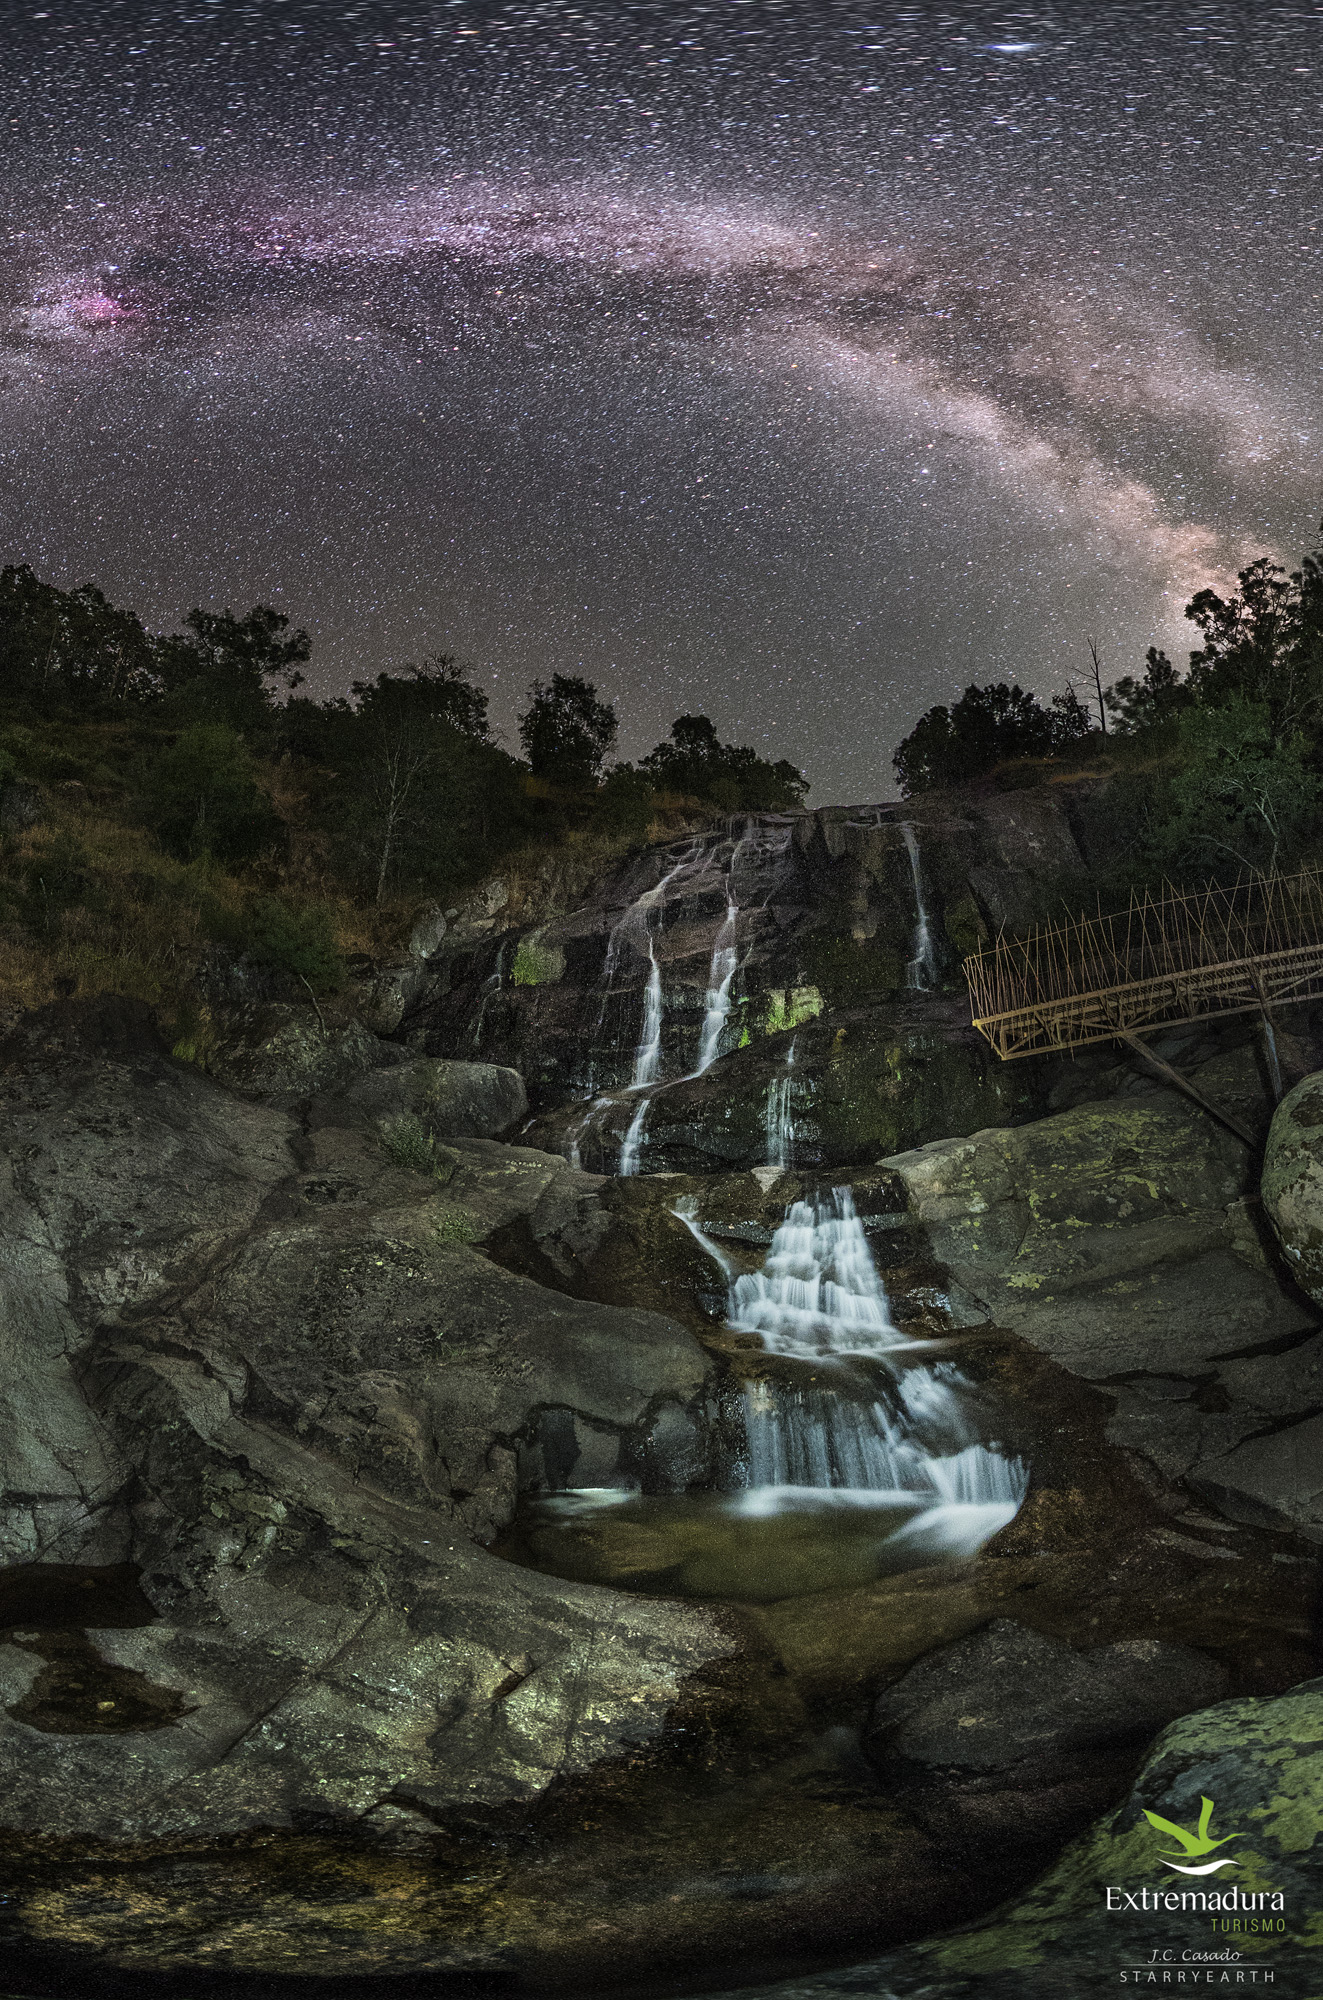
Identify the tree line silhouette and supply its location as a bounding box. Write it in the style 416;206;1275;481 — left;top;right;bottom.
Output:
892;530;1323;882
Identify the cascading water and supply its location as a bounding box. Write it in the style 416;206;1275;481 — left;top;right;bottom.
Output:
726;1190;1026;1559
465;942;509;1052
693;896;739;1075
526;1190;1026;1598
631;942;665;1090
570;818;796;1174
763;1036;797;1170
901;823;939;990
617;1098;651;1178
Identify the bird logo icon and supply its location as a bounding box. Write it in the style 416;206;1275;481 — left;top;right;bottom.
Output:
1142;1797;1241;1875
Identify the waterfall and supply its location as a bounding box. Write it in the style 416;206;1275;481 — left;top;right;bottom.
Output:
764;1036;797;1170
631;942;665;1090
566;818;797;1175
694;895;739;1075
566;1096;612;1170
465;943;508;1051
689;1187;1026;1557
901;823;938;990
690;819;794;1078
595;842;702;1083
618;1097;651;1178
728;1191;906;1360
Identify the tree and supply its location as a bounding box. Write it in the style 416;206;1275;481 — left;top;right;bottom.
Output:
1050;683;1093;746
1153;701;1318;874
892;682;1058;795
156;605;311;733
364;727;430;906
519;675;618;787
641;713;809;809
1081;636;1109;735
1181;538;1323;735
351;653;490;742
140;724;280;864
0;565;160;705
1104;647;1193;734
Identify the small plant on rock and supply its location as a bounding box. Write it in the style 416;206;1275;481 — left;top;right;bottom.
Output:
433;1207;478;1244
378;1112;452;1180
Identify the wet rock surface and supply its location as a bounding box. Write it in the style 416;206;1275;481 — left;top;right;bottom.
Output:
4;800;1323;1996
882;1098;1323;1539
682;1676;1323;1999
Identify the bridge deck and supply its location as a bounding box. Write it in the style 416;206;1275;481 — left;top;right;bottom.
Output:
963;868;1323;1062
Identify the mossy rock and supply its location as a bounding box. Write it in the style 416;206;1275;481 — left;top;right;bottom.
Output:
688;1679;1323;1996
1262;1069;1323;1304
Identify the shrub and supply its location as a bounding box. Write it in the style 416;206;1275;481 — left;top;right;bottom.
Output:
140;724;280;864
239;897;344;993
379;1113;453;1180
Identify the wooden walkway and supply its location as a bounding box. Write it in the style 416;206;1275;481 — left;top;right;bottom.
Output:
964;867;1323;1062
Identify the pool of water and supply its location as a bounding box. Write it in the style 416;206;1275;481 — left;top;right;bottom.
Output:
497;1479;1021;1603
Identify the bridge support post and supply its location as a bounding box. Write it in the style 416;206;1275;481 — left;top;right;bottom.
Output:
1115;1031;1256;1149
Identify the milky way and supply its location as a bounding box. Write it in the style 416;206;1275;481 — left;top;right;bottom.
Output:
3;1;1322;799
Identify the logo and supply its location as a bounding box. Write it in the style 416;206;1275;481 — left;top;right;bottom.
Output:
1142;1796;1241;1876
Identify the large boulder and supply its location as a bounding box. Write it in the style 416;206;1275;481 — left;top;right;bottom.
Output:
1262;1066;1323;1301
681;1676;1323;1999
313;1053;528;1140
203;1001;394;1099
884;1100;1323;1532
867;1619;1228;1781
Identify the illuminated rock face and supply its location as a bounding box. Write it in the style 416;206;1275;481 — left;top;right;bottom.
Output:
1;888;1321;1988
1263;1068;1323;1304
0;998;727;1853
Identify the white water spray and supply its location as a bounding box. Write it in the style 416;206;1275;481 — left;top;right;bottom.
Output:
764;1036;797;1171
618;1097;651;1178
631;942;665;1090
567;819;797;1174
694;897;739;1075
685;1187;1026;1560
901;823;938;990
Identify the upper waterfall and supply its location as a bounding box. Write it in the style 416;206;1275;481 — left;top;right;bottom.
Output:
901;823;939;990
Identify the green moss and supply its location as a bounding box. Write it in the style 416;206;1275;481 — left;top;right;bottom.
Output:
512;931;565;986
944;890;989;957
433;1206;479;1244
764;985;823;1034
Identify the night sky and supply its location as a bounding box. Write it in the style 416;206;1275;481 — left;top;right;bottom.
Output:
3;2;1322;801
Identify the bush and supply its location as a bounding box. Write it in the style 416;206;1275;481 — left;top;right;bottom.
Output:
141;724;280;864
239;897;344;993
379;1113;454;1181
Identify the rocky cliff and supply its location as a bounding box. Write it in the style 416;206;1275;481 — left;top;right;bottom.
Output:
2;784;1321;1996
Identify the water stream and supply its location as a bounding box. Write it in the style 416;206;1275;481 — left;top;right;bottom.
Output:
524;1190;1025;1600
901;823;939;990
764;1036;797;1170
572;819;795;1174
727;1190;1026;1562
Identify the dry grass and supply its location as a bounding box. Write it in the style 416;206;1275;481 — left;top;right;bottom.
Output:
0;714;722;1034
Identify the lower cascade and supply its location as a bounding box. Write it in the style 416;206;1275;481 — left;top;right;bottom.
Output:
720;1189;1025;1559
520;1189;1026;1602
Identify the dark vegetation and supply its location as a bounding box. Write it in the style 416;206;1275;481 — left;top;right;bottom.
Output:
0;565;806;1024
892;530;1323;897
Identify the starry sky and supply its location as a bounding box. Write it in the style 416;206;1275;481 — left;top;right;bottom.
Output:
3;2;1322;801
